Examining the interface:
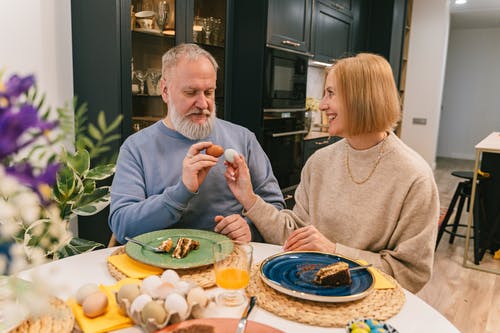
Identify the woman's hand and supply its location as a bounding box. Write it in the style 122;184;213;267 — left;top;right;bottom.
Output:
284;225;336;253
182;142;218;192
214;214;251;242
224;153;257;210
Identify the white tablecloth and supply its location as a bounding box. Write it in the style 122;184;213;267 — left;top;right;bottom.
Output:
18;242;460;333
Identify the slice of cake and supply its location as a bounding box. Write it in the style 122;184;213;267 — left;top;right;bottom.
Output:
157;238;173;252
313;262;352;286
172;237;200;259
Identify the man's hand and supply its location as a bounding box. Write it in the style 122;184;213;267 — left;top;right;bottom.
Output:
214;214;251;242
284;225;336;253
182;142;218;192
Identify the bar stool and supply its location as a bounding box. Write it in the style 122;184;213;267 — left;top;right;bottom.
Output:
436;171;486;264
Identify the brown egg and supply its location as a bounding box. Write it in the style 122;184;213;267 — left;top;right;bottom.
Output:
206;144;224;157
82;291;108;318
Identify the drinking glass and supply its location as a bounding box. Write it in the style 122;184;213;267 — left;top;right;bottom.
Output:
147;69;162;96
213;240;253;307
155;0;169;31
134;70;147;95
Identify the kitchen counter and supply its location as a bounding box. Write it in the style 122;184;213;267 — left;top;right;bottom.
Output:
304;130;330;140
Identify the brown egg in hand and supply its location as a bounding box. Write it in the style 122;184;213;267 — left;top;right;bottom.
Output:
206;144;224;157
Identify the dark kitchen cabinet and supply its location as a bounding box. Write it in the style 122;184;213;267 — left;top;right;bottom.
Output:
303;135;341;164
71;0;232;243
267;0;312;54
311;0;353;63
321;0;354;17
365;0;408;87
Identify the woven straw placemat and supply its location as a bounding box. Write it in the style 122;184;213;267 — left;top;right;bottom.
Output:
11;297;74;333
247;264;406;328
107;247;216;288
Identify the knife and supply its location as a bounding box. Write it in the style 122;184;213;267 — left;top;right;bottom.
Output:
236;296;256;333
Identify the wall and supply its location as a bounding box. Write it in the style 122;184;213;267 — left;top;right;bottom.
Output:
437;27;500;160
0;0;73;116
0;0;76;234
400;0;450;169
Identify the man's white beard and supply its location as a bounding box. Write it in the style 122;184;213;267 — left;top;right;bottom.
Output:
168;100;215;140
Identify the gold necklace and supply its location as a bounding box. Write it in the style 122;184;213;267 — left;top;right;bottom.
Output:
345;137;387;185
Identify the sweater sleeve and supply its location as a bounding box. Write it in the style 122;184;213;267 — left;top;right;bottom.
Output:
242;132;286;241
335;172;440;293
108;143;195;244
243;152;313;244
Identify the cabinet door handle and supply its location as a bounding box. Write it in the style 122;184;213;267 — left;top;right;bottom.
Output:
282;40;301;47
284;194;294;201
271;129;308;137
315;139;330;145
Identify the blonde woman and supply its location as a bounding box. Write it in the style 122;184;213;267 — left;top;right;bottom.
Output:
221;53;439;293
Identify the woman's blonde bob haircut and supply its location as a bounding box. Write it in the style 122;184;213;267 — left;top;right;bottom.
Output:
330;53;401;136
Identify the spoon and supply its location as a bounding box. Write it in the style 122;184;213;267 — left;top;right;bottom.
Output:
349;264;373;271
124;236;167;253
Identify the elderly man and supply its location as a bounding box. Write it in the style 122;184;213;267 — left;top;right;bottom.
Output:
109;43;284;244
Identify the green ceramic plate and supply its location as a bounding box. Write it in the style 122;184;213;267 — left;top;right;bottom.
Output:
125;229;231;269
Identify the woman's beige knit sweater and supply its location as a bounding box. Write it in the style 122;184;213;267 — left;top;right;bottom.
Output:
245;132;439;293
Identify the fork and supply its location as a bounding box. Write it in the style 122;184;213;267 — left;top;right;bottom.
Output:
124;236;167;253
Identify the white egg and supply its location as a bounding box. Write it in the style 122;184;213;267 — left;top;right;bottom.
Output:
153;281;176;299
164;293;188;318
174;280;194;296
141;275;162;296
224;148;239;163
160;269;180;283
130;294;153;314
75;283;100;305
186;286;208;307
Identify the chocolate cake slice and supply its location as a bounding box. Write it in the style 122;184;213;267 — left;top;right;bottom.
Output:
172;237;200;259
313;262;352;286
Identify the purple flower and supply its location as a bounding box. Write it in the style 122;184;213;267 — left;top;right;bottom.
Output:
6;162;60;205
0;103;58;160
0;74;35;113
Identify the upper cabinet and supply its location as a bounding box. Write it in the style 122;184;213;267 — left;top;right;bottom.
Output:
311;0;353;63
130;0;228;132
267;0;312;54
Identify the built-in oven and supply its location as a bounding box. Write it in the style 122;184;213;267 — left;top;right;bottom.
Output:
261;47;309;208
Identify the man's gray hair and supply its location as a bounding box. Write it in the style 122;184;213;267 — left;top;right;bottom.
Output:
161;43;218;81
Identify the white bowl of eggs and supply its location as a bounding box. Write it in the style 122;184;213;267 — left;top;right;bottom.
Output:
115;270;210;333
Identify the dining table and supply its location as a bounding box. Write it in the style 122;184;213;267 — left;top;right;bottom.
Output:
17;242;460;333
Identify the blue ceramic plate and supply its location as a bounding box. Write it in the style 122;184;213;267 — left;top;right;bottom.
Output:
259;251;374;302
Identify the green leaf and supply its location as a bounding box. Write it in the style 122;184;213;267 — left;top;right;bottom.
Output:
86;164;115;180
67;149;90;176
74;186;110;208
107;114;124;133
97;111;107;132
56;166;77;200
83;179;96;193
81;137;94;150
56;237;103;258
103;134;121;144
73;196;111;216
88;123;102;141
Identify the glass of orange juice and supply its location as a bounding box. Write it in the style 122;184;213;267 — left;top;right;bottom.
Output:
213;240;253;307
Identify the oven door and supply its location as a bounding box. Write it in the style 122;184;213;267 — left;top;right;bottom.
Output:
262;109;307;191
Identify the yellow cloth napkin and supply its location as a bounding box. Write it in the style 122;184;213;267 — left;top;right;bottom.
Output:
107;253;163;278
67;278;141;333
357;260;395;289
